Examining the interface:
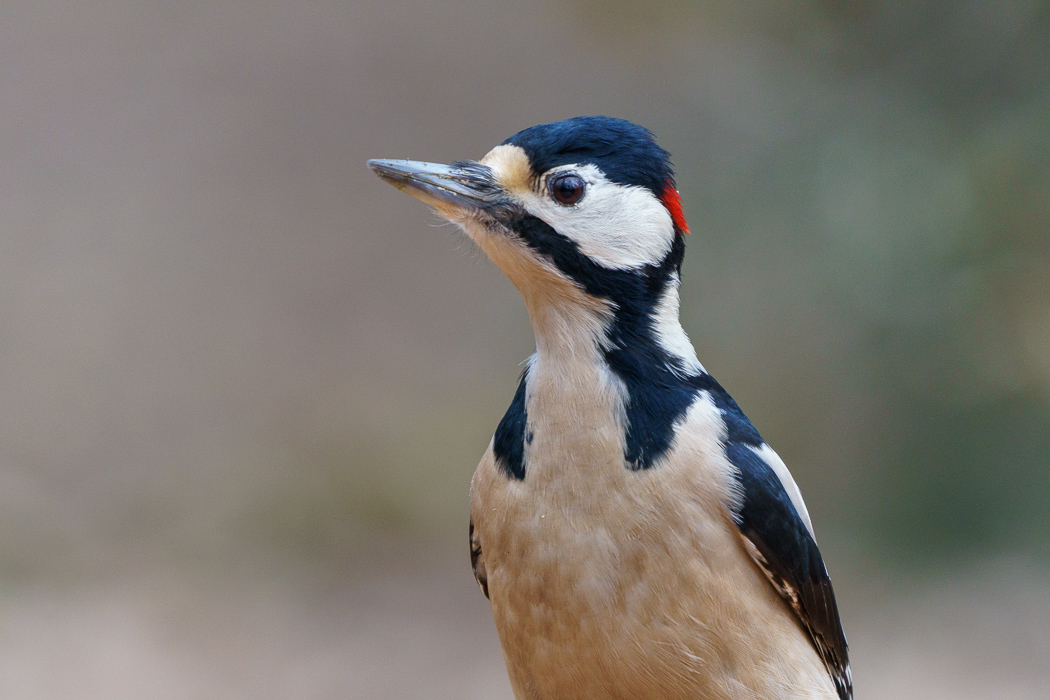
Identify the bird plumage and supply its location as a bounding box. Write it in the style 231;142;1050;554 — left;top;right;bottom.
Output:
369;116;850;699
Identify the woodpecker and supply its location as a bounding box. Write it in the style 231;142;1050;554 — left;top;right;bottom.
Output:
369;116;851;700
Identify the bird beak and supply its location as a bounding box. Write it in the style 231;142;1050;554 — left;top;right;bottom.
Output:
367;159;502;215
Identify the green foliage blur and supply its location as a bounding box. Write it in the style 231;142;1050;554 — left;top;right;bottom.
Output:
575;1;1050;566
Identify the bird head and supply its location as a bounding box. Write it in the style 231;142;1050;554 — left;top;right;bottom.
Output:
369;117;690;323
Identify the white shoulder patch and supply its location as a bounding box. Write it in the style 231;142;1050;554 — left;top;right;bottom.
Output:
748;442;816;540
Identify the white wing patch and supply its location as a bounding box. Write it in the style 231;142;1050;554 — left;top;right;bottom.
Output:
748;442;816;541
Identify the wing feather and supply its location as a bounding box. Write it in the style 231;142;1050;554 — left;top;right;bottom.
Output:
469;516;489;599
726;441;852;700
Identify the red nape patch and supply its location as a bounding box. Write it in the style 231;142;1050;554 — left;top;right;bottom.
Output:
659;181;689;234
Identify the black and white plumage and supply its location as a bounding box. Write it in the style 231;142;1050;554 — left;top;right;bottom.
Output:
369;116;851;700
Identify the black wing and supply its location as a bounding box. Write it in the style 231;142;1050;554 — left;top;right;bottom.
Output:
469;516;489;599
697;376;851;698
726;441;852;700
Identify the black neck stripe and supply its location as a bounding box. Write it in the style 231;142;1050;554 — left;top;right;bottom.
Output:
493;367;529;480
507;213;711;470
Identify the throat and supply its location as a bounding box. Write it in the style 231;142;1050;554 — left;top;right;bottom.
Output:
497;289;706;478
527;299;627;440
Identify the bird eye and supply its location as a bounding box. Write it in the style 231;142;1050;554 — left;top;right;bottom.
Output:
548;173;585;205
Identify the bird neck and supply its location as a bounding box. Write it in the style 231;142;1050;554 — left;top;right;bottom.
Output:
521;282;707;473
524;278;702;379
526;297;611;368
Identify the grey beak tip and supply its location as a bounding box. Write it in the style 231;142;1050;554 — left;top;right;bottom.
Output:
366;158;496;211
368;159;410;185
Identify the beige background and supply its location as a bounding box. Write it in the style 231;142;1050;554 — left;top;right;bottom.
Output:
1;2;1048;697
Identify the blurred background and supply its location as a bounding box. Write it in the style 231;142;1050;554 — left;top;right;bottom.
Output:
0;1;1047;697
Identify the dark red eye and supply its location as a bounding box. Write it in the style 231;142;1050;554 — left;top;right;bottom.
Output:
549;173;585;205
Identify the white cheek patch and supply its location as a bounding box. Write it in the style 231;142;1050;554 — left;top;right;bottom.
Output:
516;165;676;270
